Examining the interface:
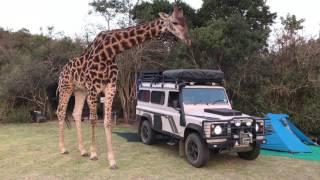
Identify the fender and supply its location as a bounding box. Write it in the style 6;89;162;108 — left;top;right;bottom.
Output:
137;113;152;135
185;123;204;138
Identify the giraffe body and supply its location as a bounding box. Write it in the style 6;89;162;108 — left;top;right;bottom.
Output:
56;6;191;169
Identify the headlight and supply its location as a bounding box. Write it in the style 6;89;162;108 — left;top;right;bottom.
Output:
214;125;222;135
235;121;241;127
255;121;264;133
255;124;259;131
246;121;252;126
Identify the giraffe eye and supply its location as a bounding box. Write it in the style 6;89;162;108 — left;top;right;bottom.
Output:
172;22;178;25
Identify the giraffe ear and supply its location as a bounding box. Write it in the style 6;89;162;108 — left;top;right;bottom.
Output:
159;12;170;20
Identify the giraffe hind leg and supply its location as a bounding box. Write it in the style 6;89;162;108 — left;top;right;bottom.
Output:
56;86;73;154
86;92;99;161
104;84;117;169
73;90;88;157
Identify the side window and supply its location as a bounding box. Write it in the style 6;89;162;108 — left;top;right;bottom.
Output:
151;91;165;105
168;92;180;108
138;90;150;102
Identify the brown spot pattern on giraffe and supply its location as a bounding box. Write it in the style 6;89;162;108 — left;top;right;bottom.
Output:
56;18;168;166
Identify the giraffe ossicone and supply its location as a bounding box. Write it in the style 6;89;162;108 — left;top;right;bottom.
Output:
56;5;191;169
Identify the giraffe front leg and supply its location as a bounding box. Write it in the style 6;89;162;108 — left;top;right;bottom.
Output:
104;84;117;169
73;91;88;157
87;93;98;161
56;87;73;154
58;119;68;154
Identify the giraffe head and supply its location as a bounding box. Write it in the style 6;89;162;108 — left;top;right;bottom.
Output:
159;5;191;46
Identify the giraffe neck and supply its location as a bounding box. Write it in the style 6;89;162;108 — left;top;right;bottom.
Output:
105;18;166;57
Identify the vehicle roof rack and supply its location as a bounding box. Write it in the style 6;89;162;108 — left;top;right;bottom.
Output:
139;69;224;85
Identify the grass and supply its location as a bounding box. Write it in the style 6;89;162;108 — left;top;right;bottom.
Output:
0;122;319;180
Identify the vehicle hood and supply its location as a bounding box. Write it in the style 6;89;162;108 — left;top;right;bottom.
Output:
184;105;251;121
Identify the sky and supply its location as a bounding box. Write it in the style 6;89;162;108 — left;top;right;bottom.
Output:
0;0;319;39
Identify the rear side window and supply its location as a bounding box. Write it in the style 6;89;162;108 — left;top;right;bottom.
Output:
138;90;150;102
151;91;165;105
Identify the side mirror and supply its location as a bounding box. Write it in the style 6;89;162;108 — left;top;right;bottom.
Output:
172;100;179;108
174;107;181;112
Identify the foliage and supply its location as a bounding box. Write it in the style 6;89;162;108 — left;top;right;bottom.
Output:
131;0;198;27
89;0;138;29
263;15;320;134
4;106;32;123
0;29;83;122
132;0;277;117
116;39;172;123
132;0;276;74
229;14;320;135
130;1;320;135
90;0;174;123
116;48;142;123
1;1;319;136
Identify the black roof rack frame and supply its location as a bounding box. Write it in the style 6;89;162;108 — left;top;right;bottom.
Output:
138;69;224;88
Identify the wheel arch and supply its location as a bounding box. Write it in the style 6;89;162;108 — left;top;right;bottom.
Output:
137;113;152;136
184;123;204;140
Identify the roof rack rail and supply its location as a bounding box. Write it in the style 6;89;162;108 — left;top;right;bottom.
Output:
139;69;224;84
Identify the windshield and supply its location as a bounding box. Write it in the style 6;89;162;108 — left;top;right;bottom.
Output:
182;88;228;105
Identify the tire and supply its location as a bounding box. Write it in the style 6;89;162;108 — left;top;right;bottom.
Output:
238;143;261;160
185;133;209;168
140;120;156;145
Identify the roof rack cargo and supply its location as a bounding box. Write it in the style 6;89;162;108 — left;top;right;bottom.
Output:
139;69;224;84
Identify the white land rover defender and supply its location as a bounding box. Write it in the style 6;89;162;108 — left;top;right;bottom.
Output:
136;69;265;167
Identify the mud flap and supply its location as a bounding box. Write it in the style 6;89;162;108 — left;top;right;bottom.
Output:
179;140;185;157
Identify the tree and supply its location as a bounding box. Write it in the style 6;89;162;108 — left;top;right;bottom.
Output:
264;15;320;135
0;29;83;122
89;0;177;122
132;0;197;27
89;0;139;29
132;0;276;70
131;0;276;115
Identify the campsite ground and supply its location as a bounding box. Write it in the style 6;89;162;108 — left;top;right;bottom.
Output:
0;121;319;180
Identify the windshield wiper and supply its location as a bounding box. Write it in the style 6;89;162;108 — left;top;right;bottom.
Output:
210;99;226;105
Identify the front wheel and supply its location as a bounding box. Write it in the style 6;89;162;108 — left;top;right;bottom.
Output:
237;143;261;160
185;133;209;168
140;120;156;145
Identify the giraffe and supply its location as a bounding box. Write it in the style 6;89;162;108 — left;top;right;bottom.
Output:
56;5;191;169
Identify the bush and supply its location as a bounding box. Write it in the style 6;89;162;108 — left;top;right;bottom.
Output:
0;106;4;121
4;107;32;123
295;96;320;136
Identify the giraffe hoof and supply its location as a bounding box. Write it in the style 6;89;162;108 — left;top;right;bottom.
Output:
81;152;89;157
109;164;118;170
90;156;98;161
61;150;69;154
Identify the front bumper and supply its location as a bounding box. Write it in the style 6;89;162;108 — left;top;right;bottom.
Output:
202;117;266;149
206;135;265;149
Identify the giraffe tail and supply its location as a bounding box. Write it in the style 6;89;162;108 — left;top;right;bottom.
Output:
65;116;71;129
56;78;62;98
56;86;59;98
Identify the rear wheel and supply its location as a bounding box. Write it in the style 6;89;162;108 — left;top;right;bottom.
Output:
185;133;209;168
237;143;260;160
140;120;156;145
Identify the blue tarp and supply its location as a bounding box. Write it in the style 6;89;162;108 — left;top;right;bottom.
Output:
261;113;317;153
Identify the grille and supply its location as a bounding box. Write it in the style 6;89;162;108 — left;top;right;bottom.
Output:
203;123;212;138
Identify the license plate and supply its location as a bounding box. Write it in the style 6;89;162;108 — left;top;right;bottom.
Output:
241;138;251;145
